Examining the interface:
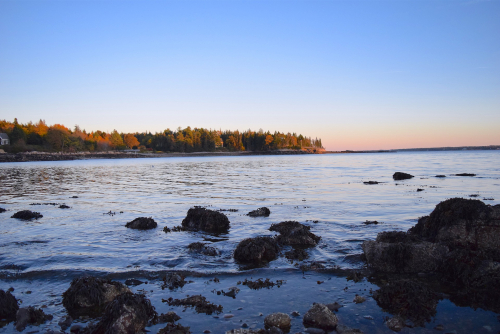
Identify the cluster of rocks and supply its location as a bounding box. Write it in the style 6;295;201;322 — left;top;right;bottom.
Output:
362;197;500;328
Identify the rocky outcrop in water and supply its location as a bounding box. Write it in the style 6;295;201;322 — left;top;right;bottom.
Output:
125;217;157;230
182;207;230;233
62;276;131;317
264;312;290;331
15;306;53;331
0;207;6;213
0;289;19;322
392;172;414;180
187;242;219;256
303;303;338;330
247;207;271;217
11;210;42;220
90;292;157;334
270;221;320;248
233;236;280;266
158;322;192;334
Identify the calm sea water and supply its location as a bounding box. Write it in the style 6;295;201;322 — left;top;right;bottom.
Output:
1;151;500;333
0;151;498;276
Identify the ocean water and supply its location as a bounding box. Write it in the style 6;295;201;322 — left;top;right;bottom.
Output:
1;151;499;333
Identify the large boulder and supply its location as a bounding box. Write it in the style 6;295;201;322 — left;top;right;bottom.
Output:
393;172;414;180
264;312;291;331
0;289;19;322
269;221;320;248
125;217;157;230
15;306;53;331
234;236;280;265
11;210;42;220
303;303;338;330
62;276;131;317
90;292;157;334
182;207;230;233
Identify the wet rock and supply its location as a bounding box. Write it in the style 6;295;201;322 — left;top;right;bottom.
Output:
363;181;379;185
353;295;366;304
0;207;6;213
362;239;449;273
90;292;157;334
70;324;82;333
264;312;291;331
58;315;73;330
325;302;343;312
59;204;70;209
162;273;187;290
164;295;223;315
125;217;157;230
363;220;380;225
158;322;192;334
247;207;271;217
417;188;424;192
336;324;364;334
285;248;309;261
234;236;280;265
0;289;19;321
303;303;338;330
11;210;42;220
304;328;325;334
223;286;240;298
240;278;285;290
435;175;446;178
187;242;219;256
225;330;261;334
455;173;475;177
124;279;144;286
182;207;230;233
269;221;320;248
15;306;53;331
372;279;440;326
393;172;414;180
156;311;181;324
62;276;131;317
346;271;364;283
385;316;405;332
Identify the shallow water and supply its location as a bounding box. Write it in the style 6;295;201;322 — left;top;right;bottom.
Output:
0;151;499;333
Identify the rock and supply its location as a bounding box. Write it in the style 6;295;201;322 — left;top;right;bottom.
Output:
58;315;73;330
0;207;6;213
303;303;338;330
455;173;475;176
225;330;260;334
336;324;364;334
264;312;291;331
247;207;271;217
90;292;157;334
234;236;280;265
124;279;144;286
59;204;70;209
15;306;53;331
393;172;414;180
70;324;82;333
164;295;223;315
125;217;157;230
240;278;284;290
182;207;230;233
363;220;380;225
62;276;131;317
223;287;240;298
11;210;42;220
325;302;343;312
304;328;325;334
372;279;440;326
156;311;181;324
363;181;379;185
435;175;446;178
353;295;366;304
285;248;309;261
0;289;19;321
386;316;405;332
162;273;187;290
187;242;219;256
362;239;449;273
158;322;192;334
269;221;320;247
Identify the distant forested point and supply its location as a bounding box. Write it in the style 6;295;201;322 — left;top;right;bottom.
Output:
0;119;323;153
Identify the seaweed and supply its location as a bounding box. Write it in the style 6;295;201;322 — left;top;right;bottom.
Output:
163;295;222;315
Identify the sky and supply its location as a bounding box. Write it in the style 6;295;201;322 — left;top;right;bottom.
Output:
0;0;499;151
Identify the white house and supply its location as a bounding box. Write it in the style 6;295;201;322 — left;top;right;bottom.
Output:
0;133;9;145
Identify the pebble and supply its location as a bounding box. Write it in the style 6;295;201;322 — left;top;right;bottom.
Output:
224;314;234;318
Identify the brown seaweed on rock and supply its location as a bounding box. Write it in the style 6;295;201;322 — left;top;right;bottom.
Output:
163;295;222;315
125;217;157;230
158;322;192;334
182;207;230;233
0;289;19;322
269;221;320;248
11;210;42;220
233;236;280;266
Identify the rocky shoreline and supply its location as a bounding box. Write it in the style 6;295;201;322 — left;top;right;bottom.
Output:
0;150;317;163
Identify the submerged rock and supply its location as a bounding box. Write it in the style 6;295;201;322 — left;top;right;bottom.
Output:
372;279;440;326
187;242;219;256
59;204;70;209
164;295;222;315
285;248;309;261
303;303;338;330
363;181;379;185
0;207;6;213
233;236;280;265
125;217;157;230
264;312;291;331
156;311;181;324
158;322;192;334
0;289;19;321
62;276;131;317
240;278;285;290
393;172;414;180
455;173;476;177
247;207;271;217
269;221;320;248
90;292;157;334
435;175;446;178
385;316;405;332
11;210;42;220
182;207;230;233
336;324;364;334
15;306;53;331
162;273;187;290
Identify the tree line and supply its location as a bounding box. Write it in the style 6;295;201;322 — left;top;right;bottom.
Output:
0;118;323;153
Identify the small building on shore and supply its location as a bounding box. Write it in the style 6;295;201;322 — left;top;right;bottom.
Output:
0;133;9;145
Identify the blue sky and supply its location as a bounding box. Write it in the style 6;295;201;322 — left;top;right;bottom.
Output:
1;0;499;150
